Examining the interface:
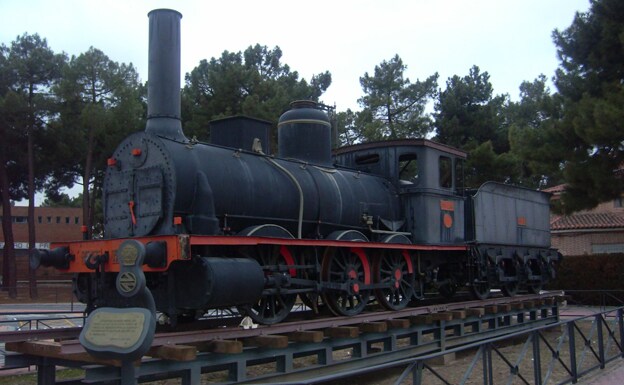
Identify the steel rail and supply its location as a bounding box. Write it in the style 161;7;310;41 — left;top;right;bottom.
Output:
0;327;82;343
0;292;562;347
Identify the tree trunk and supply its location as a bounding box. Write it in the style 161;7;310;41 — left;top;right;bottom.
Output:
0;148;17;299
89;182;97;237
27;112;38;299
83;125;95;239
26;85;38;299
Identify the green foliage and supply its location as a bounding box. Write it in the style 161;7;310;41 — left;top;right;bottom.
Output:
41;192;82;208
356;54;438;141
434;66;509;187
336;109;363;146
550;0;624;213
435;66;507;151
182;44;331;144
463;141;516;187
52;47;143;234
506;76;565;189
1;34;65;199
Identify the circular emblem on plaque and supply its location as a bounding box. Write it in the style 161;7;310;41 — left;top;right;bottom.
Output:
118;272;137;293
115;240;147;298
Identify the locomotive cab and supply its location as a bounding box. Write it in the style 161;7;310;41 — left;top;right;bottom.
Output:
334;139;467;245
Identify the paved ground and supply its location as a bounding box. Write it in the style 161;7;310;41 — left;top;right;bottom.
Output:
559;305;620;319
576;360;624;385
559;305;624;384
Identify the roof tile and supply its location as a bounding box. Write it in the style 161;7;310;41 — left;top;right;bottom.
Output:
551;212;624;231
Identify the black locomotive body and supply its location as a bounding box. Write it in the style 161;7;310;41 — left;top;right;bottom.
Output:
33;9;559;325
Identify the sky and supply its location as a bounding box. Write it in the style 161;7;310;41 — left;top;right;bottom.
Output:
1;0;591;112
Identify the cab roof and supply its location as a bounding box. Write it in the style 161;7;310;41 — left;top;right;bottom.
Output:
334;139;468;159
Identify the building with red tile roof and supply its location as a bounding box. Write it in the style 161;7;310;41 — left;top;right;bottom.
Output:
545;184;624;255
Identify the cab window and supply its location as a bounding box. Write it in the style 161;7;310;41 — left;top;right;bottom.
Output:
439;156;452;188
455;158;465;193
354;153;380;173
399;153;418;185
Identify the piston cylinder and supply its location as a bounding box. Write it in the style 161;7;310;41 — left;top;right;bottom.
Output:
169;257;264;309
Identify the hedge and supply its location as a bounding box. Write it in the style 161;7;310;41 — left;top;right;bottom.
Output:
548;253;624;306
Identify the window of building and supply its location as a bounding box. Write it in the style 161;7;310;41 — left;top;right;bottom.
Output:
65;217;70;224
439;156;452;188
38;216;42;224
47;216;52;223
13;216;27;223
56;216;61;224
591;243;624;254
75;217;79;224
398;153;418;185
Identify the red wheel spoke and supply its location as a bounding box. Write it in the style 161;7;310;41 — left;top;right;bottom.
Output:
374;250;414;311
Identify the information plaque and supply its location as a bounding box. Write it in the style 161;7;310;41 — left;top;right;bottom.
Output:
79;307;155;361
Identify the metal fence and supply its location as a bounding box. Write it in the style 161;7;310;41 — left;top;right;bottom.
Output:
563;289;624;310
387;308;623;385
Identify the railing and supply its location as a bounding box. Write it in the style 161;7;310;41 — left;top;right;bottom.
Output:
387;307;624;385
561;289;624;310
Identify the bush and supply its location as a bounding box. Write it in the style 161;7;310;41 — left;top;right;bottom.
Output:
549;253;624;306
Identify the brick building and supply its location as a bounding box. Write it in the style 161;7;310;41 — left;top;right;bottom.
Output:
0;205;83;280
546;185;624;256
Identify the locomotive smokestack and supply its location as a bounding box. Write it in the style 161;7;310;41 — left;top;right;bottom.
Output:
145;9;186;141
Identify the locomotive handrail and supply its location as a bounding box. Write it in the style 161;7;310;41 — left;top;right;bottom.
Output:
187;234;469;250
368;228;412;236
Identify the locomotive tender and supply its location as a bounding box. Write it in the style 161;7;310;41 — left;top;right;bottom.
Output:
33;9;559;325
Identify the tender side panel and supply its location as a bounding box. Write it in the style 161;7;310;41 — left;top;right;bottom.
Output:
470;182;551;247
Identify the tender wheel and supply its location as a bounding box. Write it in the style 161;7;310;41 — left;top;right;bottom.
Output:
374;251;414;310
470;280;491;300
321;247;371;316
501;281;519;297
525;258;545;294
237;244;297;324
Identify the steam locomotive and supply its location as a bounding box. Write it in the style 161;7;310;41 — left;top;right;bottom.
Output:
32;9;559;325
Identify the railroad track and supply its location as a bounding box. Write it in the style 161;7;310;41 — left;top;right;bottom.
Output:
0;291;558;343
2;292;564;368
